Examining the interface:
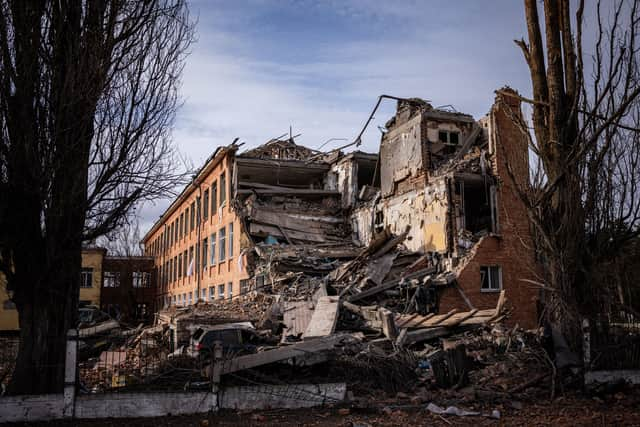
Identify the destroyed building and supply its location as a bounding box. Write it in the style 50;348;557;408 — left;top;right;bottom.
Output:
143;88;539;329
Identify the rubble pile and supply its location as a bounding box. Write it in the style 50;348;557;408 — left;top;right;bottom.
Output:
79;228;517;394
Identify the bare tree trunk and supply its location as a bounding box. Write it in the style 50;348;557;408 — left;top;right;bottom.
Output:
0;0;193;394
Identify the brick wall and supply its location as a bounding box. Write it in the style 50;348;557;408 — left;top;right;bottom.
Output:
439;89;541;329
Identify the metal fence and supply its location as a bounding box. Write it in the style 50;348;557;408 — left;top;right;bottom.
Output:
585;312;640;371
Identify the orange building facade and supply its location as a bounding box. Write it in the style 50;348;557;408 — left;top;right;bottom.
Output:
142;146;250;309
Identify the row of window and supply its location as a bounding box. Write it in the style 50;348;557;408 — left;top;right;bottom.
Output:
166;278;253;307
148;172;228;257
158;223;235;287
80;269;151;288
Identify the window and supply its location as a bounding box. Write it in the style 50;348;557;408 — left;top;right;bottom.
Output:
203;189;209;219
184;209;189;234
220;172;226;206
133;271;150;288
188;246;194;275
228;282;233;299
218;283;225;299
80;268;93;288
202;237;208;269
196;196;201;225
104;272;120;288
209;286;215;300
178;253;183;278
240;279;251;295
219;226;226;261
190;202;195;231
174;257;178;282
188;292;192;305
180;213;184;238
438;130;460;145
211;181;218;216
183;250;188;276
174;219;178;242
210;233;216;265
202;288;207;301
229;222;234;258
480;266;502;292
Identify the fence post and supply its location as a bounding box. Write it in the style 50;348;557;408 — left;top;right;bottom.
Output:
63;329;77;419
582;318;591;370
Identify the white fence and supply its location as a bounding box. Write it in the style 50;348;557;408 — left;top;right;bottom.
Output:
0;330;346;423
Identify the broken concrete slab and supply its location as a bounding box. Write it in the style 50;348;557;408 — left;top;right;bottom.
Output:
303;296;340;339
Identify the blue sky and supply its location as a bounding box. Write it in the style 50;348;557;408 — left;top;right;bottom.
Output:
139;0;538;231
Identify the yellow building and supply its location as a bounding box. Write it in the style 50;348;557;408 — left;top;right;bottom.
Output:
0;247;106;331
80;247;107;307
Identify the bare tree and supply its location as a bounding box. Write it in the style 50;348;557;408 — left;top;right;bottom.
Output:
0;1;193;393
507;0;640;340
100;215;144;257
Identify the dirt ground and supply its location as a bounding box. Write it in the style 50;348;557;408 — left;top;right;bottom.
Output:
9;391;640;427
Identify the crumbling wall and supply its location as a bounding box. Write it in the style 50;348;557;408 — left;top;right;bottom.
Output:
438;89;540;329
380;114;424;197
380;178;449;253
350;204;375;246
331;157;358;210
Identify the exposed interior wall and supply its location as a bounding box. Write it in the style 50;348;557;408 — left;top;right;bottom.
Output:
380;114;424;197
380;178;449;253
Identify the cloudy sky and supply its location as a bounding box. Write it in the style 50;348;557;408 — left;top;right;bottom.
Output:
139;0;538;233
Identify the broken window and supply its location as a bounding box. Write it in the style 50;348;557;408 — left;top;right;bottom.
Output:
228;281;233;299
183;250;188;276
458;180;495;234
218;283;225;299
178;253;183;278
80;268;93;288
228;222;234;258
480;266;502;292
209;286;215;300
438;130;460;145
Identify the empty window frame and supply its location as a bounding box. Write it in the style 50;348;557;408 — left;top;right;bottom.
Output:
480;266;502;292
438;130;460;145
219;226;226;261
218;283;225;299
80;268;93;288
209;286;215;300
228;281;233;299
178;253;183;278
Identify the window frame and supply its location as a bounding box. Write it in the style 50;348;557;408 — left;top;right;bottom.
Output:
480;265;502;292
